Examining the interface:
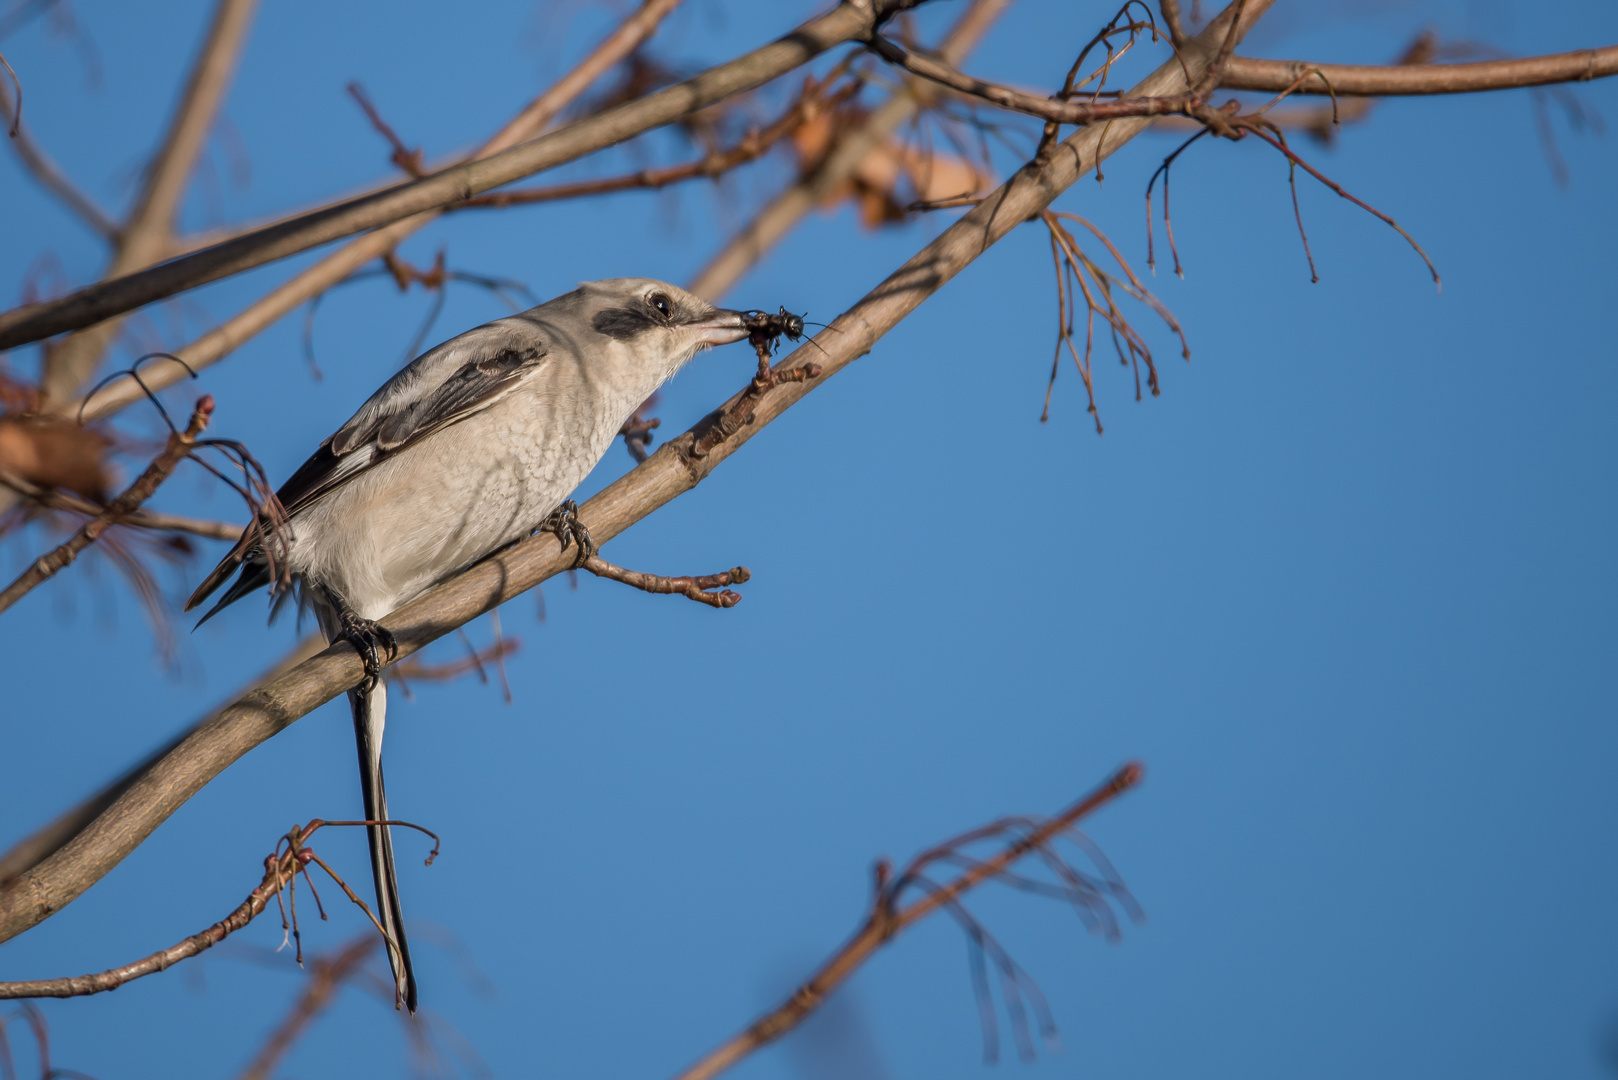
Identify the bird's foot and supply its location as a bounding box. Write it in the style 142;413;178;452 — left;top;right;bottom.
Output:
541;500;596;569
338;610;397;692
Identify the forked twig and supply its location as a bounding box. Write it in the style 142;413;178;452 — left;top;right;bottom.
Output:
582;554;749;609
0;817;437;1000
670;763;1145;1080
0;395;214;615
1039;210;1186;429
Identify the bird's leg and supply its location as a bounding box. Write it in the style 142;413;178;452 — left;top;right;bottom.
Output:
540;499;596;569
323;587;397;692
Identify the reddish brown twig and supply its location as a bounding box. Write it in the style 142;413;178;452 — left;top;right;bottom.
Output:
346;82;425;177
460;71;861;211
619;413;662;464
671;763;1145;1080
869;31;1219;128
687;324;824;459
0;818;430;1000
581;554;749;609
0;395;213;615
1039;210;1185;428
1241;122;1440;289
232;934;379;1080
391;634;521;698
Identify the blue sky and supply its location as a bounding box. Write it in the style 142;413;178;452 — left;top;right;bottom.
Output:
1;1;1615;1078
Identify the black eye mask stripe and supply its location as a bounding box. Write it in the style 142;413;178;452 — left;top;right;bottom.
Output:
592;306;662;340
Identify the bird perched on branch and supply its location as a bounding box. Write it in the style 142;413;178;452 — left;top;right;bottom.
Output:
186;279;752;1011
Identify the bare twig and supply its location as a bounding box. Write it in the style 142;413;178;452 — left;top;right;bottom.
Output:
391;634;520;697
0;395;212;614
70;0;686;424
582;553;749;609
1038;209;1185;427
0;0;1271;948
346;82;424;176
0;48;18;136
670;763;1144;1080
0;467;242;538
0;817;428;999
232;935;378;1080
1221;44;1618;96
0;0;913;355
459;72;860;211
867;33;1205;127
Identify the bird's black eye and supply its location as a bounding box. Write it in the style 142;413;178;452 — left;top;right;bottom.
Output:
648;292;673;319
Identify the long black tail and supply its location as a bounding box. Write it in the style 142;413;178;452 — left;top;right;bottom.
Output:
351;680;418;1012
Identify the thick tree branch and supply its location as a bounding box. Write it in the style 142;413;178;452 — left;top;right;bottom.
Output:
37;0;261;407
0;0;918;355
70;0;682;424
688;0;1012;300
0;0;1272;948
0;635;322;885
1221;44;1618;96
0;396;213;615
669;763;1143;1080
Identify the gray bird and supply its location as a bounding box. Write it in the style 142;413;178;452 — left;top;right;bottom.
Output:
186;279;752;1011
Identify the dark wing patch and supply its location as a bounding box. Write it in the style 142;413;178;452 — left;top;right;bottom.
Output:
592;306;663;340
275;344;545;518
373;345;542;451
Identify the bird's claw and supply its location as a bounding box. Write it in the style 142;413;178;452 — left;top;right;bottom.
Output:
542;500;596;569
339;610;397;692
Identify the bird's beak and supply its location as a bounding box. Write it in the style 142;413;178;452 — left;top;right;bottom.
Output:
687;309;749;347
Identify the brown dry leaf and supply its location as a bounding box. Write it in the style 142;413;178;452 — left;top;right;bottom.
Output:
0;414;114;501
792;105;990;228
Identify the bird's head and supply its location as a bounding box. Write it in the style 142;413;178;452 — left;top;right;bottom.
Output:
575;278;748;384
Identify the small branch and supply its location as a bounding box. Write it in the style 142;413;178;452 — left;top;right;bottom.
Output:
0;467;242;539
618;413;661;464
1221;44;1618;96
0;395;213;616
0;819;312;1000
670;764;1144;1080
391;635;520;696
0;817;435;1000
232;935;378;1080
581;554;749;609
868;34;1206;126
346;82;425;176
458;74;860;211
